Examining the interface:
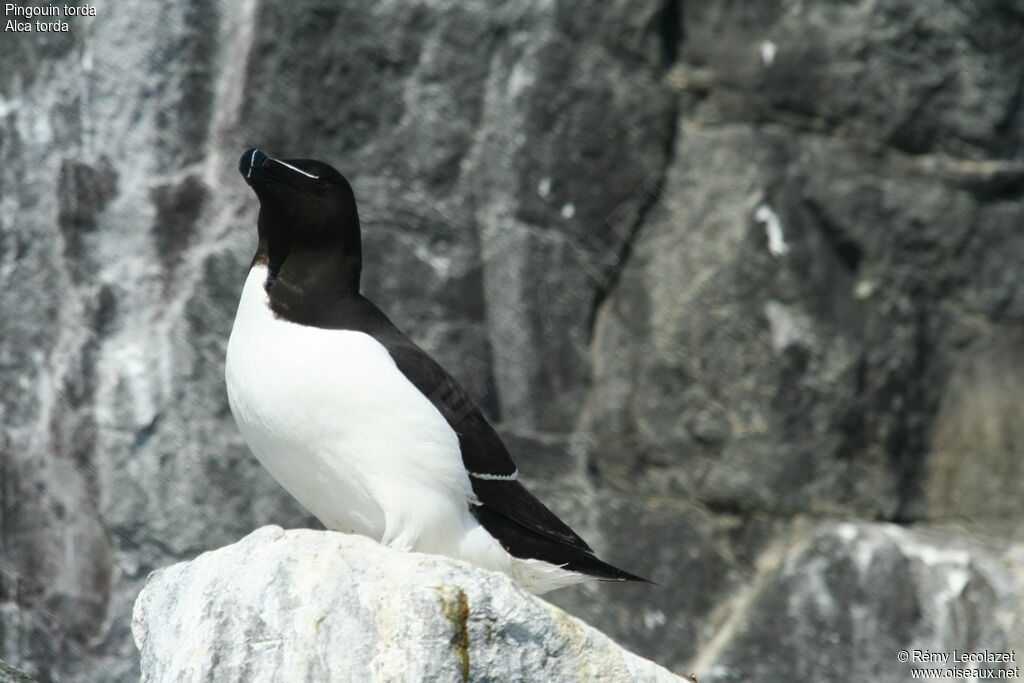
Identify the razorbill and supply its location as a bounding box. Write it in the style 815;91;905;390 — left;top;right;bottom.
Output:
225;148;646;594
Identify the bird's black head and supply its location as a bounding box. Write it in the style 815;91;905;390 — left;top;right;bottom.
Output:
238;148;362;308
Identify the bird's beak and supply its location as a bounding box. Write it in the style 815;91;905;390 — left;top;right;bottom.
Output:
239;148;271;187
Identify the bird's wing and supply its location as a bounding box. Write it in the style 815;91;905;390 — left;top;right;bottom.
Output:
330;296;593;553
386;338;650;583
384;338;593;553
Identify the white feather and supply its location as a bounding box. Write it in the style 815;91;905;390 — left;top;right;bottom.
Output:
225;265;586;593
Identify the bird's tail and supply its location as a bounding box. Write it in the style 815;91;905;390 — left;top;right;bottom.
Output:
472;505;652;584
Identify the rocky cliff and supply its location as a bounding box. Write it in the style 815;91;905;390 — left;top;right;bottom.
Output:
1;0;1023;681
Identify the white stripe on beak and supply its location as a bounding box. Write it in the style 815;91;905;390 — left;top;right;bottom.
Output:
247;149;258;178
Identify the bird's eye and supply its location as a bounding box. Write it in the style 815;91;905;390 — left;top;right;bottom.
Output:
315;178;329;190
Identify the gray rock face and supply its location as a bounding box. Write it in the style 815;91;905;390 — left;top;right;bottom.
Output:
2;0;1023;680
695;523;1024;683
0;660;35;683
132;526;682;682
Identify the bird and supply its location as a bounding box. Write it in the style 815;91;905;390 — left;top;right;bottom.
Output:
225;148;647;594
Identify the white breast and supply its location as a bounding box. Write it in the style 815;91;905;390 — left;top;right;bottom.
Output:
224;265;587;593
225;265;485;557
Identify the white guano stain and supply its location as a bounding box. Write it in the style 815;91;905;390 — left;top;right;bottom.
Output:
508;61;535;97
755;203;789;256
643;610;667;630
764;300;815;354
854;279;874;299
537;177;552;198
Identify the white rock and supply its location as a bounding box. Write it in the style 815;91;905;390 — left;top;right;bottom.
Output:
132;526;683;682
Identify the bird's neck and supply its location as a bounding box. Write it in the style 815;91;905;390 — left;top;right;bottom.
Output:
253;241;362;326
